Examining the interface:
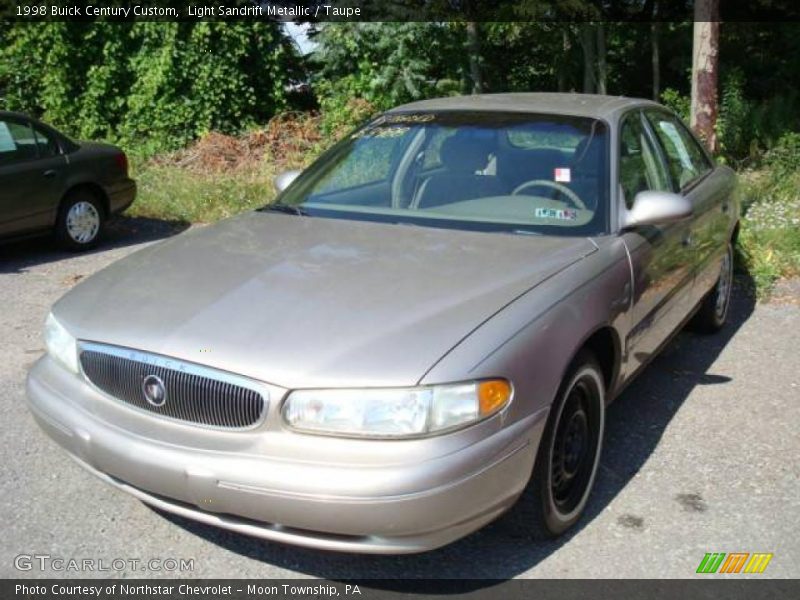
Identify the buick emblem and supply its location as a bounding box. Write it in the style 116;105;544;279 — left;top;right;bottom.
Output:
142;374;167;408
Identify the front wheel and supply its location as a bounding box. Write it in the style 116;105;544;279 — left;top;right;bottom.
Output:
55;191;105;251
692;242;734;333
527;351;605;538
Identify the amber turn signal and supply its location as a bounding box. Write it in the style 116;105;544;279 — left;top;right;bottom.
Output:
478;379;512;416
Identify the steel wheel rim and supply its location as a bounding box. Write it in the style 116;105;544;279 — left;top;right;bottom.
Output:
66;201;100;244
550;376;602;515
715;247;733;320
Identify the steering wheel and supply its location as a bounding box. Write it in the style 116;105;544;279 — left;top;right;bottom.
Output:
511;179;586;210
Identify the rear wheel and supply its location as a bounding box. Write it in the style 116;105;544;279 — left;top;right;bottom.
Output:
692;242;733;333
527;351;605;538
55;190;105;251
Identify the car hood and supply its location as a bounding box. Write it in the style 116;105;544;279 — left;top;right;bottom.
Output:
55;213;596;388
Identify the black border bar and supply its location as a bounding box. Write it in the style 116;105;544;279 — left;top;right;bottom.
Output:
5;579;800;600
3;0;800;22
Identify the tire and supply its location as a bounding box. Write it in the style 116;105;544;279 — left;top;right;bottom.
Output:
527;350;605;539
692;242;734;334
55;190;105;251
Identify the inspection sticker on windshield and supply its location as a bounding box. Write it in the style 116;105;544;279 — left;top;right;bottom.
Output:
554;167;571;182
535;207;577;220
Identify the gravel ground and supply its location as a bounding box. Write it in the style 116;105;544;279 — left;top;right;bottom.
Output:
1;218;798;579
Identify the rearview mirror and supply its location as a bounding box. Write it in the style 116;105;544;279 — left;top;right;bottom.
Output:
274;169;301;193
621;190;693;229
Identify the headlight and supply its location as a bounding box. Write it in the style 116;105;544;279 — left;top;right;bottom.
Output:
283;379;511;438
44;312;79;373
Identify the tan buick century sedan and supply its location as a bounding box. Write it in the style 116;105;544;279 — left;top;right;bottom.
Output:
27;94;739;553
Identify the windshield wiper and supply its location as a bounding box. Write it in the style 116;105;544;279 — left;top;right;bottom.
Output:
260;202;309;216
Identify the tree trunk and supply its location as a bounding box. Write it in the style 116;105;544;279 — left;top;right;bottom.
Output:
580;23;596;93
651;22;660;100
596;23;607;94
466;21;483;94
558;26;570;92
690;0;720;152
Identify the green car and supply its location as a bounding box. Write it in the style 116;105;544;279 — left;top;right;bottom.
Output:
0;111;136;250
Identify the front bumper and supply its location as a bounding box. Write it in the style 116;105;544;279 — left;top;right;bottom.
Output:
26;356;545;554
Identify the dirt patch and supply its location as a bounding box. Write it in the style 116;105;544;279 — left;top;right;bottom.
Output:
150;112;325;175
767;277;800;305
675;493;708;513
617;514;645;530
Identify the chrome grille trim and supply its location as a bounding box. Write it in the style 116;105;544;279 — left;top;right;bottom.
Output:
78;342;268;430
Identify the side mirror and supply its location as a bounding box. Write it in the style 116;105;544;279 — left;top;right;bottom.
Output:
621;190;693;229
274;169;301;193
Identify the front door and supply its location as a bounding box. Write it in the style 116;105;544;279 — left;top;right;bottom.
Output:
618;111;695;381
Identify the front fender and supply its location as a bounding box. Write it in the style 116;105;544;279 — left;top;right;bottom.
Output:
420;237;632;429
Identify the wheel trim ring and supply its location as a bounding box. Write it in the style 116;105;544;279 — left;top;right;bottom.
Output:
66;201;100;244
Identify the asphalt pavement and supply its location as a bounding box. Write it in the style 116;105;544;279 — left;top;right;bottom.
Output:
1;218;798;579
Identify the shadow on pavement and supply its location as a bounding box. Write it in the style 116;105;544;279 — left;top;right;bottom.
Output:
154;272;756;582
0;216;189;274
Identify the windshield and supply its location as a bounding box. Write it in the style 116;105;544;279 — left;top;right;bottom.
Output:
277;111;609;236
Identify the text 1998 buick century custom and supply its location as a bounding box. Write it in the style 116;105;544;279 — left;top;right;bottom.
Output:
27;93;739;553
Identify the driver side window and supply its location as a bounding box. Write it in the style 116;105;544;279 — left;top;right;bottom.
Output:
619;112;670;208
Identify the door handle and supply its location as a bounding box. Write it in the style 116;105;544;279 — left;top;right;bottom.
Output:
43;169;57;178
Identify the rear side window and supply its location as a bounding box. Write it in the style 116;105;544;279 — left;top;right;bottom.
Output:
34;126;60;158
0;120;39;166
645;111;712;189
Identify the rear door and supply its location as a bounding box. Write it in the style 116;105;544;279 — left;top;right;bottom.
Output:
0;117;67;237
644;110;727;306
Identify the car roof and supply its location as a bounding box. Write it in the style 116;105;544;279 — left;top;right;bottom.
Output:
388;92;661;120
0;110;33;120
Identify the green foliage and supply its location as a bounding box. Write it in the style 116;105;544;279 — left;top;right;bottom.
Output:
312;23;463;132
762;132;800;175
1;22;297;154
748;97;800;155
738;224;800;297
78;23;137;141
660;88;690;121
482;23;569;92
130;163;272;223
738;153;800;296
716;68;800;165
717;68;754;162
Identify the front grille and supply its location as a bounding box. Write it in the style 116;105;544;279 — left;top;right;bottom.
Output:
79;343;267;429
